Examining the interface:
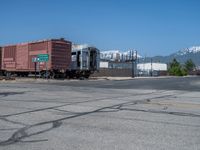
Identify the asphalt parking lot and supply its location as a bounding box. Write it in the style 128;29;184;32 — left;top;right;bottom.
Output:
0;76;200;150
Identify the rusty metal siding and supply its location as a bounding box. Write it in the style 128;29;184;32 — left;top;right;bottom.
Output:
16;44;29;70
28;41;49;70
29;55;37;69
51;40;71;70
2;39;71;72
29;41;48;51
3;45;16;60
2;45;17;70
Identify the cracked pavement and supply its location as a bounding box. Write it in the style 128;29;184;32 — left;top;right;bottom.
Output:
0;77;200;150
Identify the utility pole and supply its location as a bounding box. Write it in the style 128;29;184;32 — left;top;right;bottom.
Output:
34;62;37;79
151;58;153;77
132;52;134;78
135;50;137;77
131;50;137;78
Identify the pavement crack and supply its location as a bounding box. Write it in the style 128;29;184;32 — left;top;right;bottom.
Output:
0;92;25;98
0;120;62;146
20;139;48;143
0;92;158;118
117;107;200;118
0;93;195;146
0;103;70;118
0;118;27;126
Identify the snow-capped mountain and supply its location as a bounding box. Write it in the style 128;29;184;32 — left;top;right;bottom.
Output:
175;46;200;56
100;46;200;66
140;46;200;66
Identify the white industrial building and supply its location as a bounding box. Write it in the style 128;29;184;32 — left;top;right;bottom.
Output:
137;63;167;76
100;61;109;68
137;63;167;71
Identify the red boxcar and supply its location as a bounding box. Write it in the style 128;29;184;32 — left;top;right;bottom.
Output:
1;38;72;77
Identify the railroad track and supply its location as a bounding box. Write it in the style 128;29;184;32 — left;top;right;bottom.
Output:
0;76;15;81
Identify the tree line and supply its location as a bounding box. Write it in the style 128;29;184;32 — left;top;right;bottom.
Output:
168;58;196;76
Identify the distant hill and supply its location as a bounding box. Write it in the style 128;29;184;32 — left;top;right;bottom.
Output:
140;46;200;66
100;46;200;67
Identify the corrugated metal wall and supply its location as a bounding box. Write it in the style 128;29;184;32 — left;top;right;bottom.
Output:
91;68;168;77
2;39;72;72
16;44;29;70
4;46;16;59
3;45;17;69
29;41;48;51
28;41;49;70
91;68;132;77
51;40;71;70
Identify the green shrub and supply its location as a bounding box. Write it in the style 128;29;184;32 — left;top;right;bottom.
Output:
168;58;196;76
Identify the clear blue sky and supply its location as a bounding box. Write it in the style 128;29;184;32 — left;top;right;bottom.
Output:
0;0;200;56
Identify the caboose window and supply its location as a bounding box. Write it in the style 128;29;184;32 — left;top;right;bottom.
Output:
72;52;76;55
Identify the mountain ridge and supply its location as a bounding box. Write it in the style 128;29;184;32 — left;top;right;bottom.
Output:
100;46;200;66
141;46;200;66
